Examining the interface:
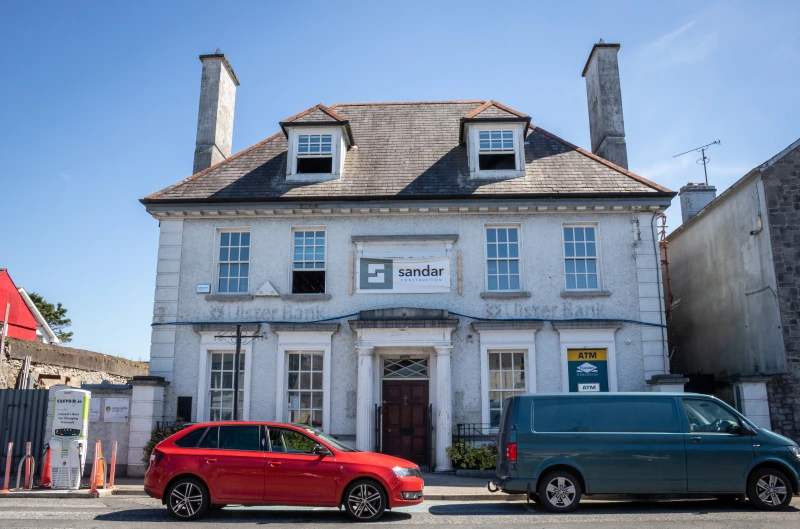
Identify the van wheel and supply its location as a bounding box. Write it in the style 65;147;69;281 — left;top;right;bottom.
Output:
537;470;582;513
343;479;387;522
166;477;209;520
747;468;792;511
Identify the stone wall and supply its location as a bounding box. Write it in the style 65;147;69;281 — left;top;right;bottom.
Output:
762;141;800;441
1;337;148;389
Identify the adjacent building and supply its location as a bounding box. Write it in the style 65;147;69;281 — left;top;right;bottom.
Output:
0;269;59;344
140;43;679;470
666;138;800;441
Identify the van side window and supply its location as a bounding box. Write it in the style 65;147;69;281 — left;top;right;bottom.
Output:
533;398;681;433
682;399;741;434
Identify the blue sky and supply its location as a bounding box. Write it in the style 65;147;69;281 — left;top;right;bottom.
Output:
1;1;797;360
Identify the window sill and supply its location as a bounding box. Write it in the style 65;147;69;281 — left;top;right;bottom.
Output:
560;290;611;298
287;173;340;183
480;291;532;299
470;169;525;180
280;293;332;301
205;294;255;302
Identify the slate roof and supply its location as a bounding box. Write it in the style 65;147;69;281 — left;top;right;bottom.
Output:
144;101;673;203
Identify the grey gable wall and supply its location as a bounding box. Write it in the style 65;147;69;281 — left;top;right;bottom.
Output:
762;142;800;440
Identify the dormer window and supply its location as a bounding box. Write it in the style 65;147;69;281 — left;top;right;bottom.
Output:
280;104;354;183
478;130;515;170
466;123;526;178
297;134;333;174
285;128;344;182
460;101;530;179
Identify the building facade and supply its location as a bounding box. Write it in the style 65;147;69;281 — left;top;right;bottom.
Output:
141;43;678;470
666;138;800;441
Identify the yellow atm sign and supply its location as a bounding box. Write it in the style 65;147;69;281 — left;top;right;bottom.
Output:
567;349;607;362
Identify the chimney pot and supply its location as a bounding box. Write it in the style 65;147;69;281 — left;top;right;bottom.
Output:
582;43;628;169
193;53;239;174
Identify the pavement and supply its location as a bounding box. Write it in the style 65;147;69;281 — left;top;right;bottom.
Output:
0;495;798;528
1;473;521;501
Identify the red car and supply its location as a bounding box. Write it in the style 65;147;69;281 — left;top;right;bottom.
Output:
144;421;424;521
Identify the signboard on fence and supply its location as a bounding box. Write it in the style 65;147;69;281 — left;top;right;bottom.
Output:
89;398;101;422
103;397;129;423
567;349;609;393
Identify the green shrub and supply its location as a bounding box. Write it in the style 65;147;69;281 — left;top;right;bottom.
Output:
446;441;498;470
141;422;186;464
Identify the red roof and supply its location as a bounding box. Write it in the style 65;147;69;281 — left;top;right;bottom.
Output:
0;269;38;341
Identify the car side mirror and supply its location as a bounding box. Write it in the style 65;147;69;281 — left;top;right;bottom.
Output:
313;445;333;457
727;424;743;435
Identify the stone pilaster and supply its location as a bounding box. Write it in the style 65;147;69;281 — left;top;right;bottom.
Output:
355;346;375;452
434;345;453;472
635;213;669;383
126;376;169;477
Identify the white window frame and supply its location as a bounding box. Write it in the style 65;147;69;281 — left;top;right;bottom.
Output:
484;223;523;293
475;329;538;429
197;332;253;422
556;328;619;393
289;226;328;294
561;222;602;291
285;351;325;428
214;228;251;295
274;331;334;434
286;127;344;182
467;122;526;178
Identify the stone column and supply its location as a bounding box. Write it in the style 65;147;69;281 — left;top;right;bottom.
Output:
127;376;169;477
646;373;689;392
434;346;453;472
355;346;375;452
730;375;772;430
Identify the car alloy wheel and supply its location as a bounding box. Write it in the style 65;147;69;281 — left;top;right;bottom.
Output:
545;476;576;507
167;478;208;520
752;472;790;508
344;479;386;521
537;470;582;513
747;468;792;511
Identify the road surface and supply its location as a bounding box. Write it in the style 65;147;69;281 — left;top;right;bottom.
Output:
0;495;798;528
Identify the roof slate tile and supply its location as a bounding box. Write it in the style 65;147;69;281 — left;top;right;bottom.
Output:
145;101;673;202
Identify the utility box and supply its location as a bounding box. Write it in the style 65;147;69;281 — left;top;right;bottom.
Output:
50;388;91;490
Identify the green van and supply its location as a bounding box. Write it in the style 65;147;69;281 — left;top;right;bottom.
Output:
489;393;800;512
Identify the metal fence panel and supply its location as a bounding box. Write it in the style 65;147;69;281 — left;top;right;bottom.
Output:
0;389;50;473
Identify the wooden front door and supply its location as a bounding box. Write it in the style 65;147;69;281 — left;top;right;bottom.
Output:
381;380;429;466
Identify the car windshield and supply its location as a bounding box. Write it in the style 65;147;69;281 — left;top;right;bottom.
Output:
294;426;358;452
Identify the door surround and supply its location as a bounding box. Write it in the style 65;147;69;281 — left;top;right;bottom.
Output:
349;317;457;471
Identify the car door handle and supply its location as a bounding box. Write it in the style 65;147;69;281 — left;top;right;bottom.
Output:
268;461;281;467
689;437;702;442
205;458;217;463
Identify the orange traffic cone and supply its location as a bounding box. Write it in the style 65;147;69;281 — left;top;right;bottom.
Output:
40;446;52;488
94;441;105;489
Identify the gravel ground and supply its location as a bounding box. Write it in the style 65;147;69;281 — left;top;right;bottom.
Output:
0;495;798;528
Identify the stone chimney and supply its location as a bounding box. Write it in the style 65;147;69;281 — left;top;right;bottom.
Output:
679;183;718;222
193;53;240;174
582;41;628;169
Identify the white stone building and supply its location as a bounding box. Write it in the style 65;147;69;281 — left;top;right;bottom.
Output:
139;43;679;472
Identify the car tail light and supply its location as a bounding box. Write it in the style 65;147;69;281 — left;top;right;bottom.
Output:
506;443;517;462
150;449;165;468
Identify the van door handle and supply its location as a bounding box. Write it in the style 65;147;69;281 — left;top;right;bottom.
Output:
689;437;702;442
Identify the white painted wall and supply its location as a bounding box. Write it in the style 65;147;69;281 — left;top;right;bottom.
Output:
154;211;665;438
